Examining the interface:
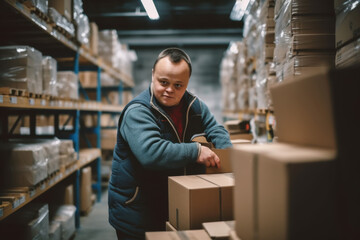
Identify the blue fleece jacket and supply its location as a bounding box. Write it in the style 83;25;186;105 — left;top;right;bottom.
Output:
108;86;232;239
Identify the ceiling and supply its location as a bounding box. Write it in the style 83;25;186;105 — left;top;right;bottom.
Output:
83;0;243;47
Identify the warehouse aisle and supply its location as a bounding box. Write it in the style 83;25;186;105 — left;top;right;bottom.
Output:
75;188;117;240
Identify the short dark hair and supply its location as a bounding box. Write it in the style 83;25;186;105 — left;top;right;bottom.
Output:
153;48;192;76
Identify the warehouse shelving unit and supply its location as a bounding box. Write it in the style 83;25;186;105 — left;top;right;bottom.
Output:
0;0;133;228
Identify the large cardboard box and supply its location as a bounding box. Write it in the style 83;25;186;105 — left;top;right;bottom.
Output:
202;221;234;240
48;0;72;21
230;143;296;240
231;144;336;240
336;3;360;48
80;167;92;213
257;148;336;240
146;230;211;240
270;68;335;149
198;174;234;221
168;175;220;230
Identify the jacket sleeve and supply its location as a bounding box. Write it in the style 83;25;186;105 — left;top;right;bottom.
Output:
200;100;233;149
120;104;199;170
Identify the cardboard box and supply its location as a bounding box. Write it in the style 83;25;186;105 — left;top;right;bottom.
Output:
257;148;336;240
335;37;360;68
202;221;235;240
230;143;296;240
198;174;234;221
79;71;97;88
90;22;99;56
165;221;177;231
146;230;211;240
231;144;336;240
206;149;231;174
64;184;74;205
48;0;72;21
101;129;117;150
336;3;360;48
168;175;220;230
270;68;336;149
80;167;92;212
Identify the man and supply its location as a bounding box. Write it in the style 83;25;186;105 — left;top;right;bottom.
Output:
108;48;232;239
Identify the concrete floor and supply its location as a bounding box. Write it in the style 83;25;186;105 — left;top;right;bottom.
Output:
75;188;117;240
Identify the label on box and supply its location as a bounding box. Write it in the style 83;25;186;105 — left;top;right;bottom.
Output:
12;199;20;209
40;183;46;190
10;96;17;104
29;189;36;197
49;178;55;185
41;99;46;106
0;207;3;217
29;98;35;105
19;196;25;205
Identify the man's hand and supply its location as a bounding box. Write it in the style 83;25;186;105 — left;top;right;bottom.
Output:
196;146;221;169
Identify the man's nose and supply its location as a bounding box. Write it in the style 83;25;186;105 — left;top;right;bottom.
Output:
166;85;174;93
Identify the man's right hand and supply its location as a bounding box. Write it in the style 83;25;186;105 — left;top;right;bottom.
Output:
196;146;221;169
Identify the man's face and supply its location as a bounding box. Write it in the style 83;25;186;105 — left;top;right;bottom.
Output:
152;56;190;107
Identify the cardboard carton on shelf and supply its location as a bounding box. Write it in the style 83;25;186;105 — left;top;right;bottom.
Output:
48;0;72;21
80;167;92;213
335;3;360;48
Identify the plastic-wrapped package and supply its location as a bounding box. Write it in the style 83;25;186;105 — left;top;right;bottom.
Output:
0;142;47;187
59;139;75;155
20;0;48;14
335;0;360;48
51;205;76;240
248;86;257;110
0;203;49;239
56;71;79;99
48;8;75;37
10;138;61;176
75;13;90;46
336;37;360;68
0;46;43;93
98;30;122;68
73;0;84;21
42;56;58;96
49;221;61;240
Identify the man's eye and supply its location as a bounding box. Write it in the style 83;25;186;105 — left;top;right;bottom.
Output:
160;81;168;85
175;84;182;88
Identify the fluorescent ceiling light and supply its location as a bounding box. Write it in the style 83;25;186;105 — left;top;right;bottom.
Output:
230;0;251;21
141;0;160;20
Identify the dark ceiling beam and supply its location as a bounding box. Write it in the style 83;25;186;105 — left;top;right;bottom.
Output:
117;28;243;47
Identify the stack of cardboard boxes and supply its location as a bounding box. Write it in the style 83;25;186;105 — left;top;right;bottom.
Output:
156;64;360;239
